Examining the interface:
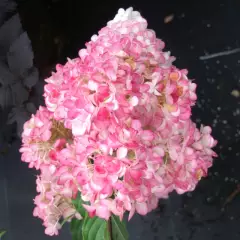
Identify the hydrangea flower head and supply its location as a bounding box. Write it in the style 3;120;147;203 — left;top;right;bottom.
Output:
20;7;217;236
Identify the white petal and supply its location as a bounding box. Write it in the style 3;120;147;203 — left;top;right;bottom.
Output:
129;96;139;106
117;147;128;159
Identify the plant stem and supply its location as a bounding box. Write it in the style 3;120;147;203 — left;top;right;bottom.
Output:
223;184;240;208
108;217;112;240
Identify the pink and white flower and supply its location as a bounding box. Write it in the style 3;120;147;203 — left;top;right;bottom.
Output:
20;7;217;236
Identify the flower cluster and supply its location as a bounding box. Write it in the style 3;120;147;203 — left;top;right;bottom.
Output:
20;7;217;236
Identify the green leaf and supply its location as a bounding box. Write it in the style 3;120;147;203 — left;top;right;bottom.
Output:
0;230;6;238
72;193;86;218
70;192;129;240
111;215;128;240
70;193;87;240
82;215;109;240
71;218;84;240
104;224;111;240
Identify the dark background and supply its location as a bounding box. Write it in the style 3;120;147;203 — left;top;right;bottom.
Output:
1;0;240;239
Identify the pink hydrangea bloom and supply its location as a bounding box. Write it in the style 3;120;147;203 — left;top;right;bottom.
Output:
33;166;82;236
20;106;53;169
20;7;217;235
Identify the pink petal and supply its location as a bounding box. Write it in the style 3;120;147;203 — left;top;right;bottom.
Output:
96;205;111;220
45;225;59;236
63;208;76;219
185;147;194;155
78;49;88;60
83;204;96;218
169;148;178;161
54;106;67;119
63;99;75;108
128;205;135;220
75;96;87;109
136;202;148;215
201;126;212;134
61;188;73;198
201;135;215;148
34;117;44;127
41;130;51;141
141;130;154;141
49;165;56;174
153;146;165;157
94;165;108;177
129;169;142;181
192;142;203;150
88;80;98;91
131;119;142;130
71;113;91;136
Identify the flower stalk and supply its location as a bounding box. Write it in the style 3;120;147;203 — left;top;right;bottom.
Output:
108;218;112;240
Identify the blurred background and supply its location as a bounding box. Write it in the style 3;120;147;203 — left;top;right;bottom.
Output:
1;0;240;239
